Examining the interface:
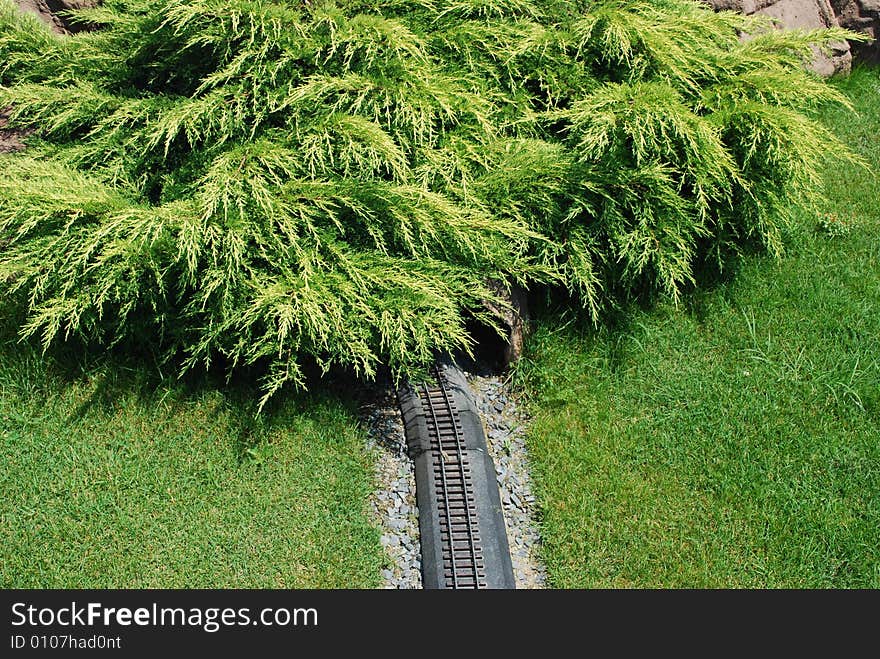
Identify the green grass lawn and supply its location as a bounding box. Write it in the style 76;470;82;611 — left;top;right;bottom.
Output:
517;66;880;588
0;343;384;588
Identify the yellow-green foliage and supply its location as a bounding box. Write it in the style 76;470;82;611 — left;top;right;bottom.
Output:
0;0;865;404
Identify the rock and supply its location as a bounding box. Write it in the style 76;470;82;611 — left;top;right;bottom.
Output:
510;491;524;511
706;0;779;10
830;0;880;61
14;0;99;34
758;0;852;75
700;0;850;74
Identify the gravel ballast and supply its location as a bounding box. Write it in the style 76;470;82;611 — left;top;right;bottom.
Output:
360;387;422;590
463;370;549;589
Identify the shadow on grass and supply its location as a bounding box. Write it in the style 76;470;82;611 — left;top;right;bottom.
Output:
0;310;369;464
523;253;742;370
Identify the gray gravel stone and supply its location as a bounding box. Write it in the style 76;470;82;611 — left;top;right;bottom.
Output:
359;385;422;590
462;369;550;589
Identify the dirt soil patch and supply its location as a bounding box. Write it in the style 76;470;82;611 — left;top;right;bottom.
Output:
0;108;32;154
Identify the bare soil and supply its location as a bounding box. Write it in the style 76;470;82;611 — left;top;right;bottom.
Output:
0;108;32;154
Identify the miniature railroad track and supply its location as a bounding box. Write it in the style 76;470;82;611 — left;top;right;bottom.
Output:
399;361;514;590
418;366;487;589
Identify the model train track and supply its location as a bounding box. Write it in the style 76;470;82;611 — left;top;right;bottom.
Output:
419;366;487;588
399;361;514;589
